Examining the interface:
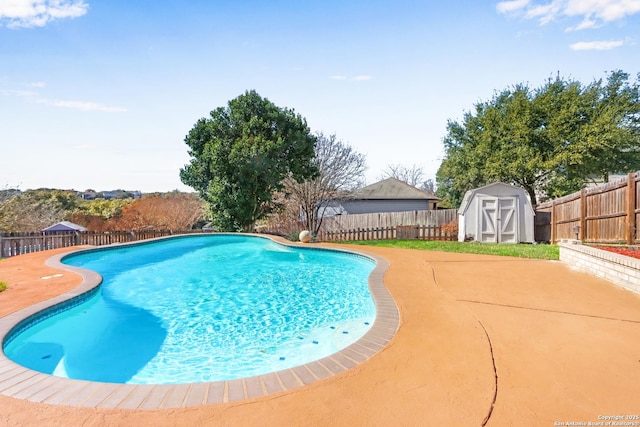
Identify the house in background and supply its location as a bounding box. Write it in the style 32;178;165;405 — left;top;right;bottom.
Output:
42;221;87;234
322;177;440;217
82;189;142;200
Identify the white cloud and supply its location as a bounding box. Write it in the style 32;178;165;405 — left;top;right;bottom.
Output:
565;0;640;22
0;0;88;28
566;17;598;31
524;1;563;24
3;82;126;112
2;89;38;97
330;75;373;81
569;39;624;50
496;0;530;14
37;98;127;112
497;0;640;29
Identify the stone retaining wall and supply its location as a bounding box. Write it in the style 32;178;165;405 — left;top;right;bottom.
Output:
559;240;640;295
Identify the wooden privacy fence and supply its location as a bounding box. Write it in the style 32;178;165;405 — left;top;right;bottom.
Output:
320;209;458;232
318;225;457;242
0;229;213;258
535;172;640;244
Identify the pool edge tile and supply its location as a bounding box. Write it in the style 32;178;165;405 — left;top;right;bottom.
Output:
205;381;225;405
138;385;171;410
25;377;72;403
275;369;302;391
42;380;92;405
226;380;245;403
243;376;264;400
116;385;155;409
183;382;208;407
259;372;284;395
97;384;137;409
291;365;316;385
159;384;190;408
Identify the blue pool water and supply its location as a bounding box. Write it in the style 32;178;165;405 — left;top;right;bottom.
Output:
3;235;376;384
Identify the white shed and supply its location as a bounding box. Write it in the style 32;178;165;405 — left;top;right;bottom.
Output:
458;182;535;243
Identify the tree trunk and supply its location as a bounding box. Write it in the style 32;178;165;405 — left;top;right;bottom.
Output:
526;186;537;206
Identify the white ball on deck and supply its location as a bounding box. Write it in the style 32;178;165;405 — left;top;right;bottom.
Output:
299;230;312;243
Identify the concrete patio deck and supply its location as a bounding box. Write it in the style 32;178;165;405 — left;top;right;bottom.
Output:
1;242;639;426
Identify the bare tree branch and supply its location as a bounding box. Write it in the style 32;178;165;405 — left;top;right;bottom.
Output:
284;133;367;237
380;163;435;192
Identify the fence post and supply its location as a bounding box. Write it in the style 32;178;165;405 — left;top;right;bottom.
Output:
628;172;637;245
580;188;587;242
550;200;556;243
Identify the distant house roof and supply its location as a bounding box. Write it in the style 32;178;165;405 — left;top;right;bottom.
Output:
42;221;87;232
349;177;440;201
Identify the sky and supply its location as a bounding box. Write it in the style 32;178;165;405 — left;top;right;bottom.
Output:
1;0;639;193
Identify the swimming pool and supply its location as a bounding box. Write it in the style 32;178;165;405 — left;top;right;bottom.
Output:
3;235;377;384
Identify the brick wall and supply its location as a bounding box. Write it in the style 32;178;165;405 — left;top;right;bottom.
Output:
559;240;640;295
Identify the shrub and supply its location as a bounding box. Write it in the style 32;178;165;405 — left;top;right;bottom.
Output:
286;229;302;242
442;220;458;237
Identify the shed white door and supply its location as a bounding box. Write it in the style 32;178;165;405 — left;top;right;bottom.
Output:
478;196;519;243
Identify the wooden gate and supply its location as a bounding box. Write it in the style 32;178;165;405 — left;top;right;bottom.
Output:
397;225;419;239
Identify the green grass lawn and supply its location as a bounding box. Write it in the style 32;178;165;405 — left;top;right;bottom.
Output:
337;240;559;260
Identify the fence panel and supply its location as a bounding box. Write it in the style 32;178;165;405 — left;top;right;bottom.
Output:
317;224;456;242
636;179;640;242
320;209;457;232
585;182;627;242
0;234;77;257
0;229;214;258
535;171;640;244
78;231;134;246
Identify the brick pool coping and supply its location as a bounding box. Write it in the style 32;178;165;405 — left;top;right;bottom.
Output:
0;235;399;409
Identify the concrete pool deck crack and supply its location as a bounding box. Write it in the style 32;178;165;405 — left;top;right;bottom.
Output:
478;320;498;427
459;299;640;324
428;263;498;426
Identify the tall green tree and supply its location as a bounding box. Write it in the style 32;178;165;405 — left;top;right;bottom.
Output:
436;71;640;206
180;90;318;231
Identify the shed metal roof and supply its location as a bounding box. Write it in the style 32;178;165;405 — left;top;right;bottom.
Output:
41;221;87;232
458;182;534;216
